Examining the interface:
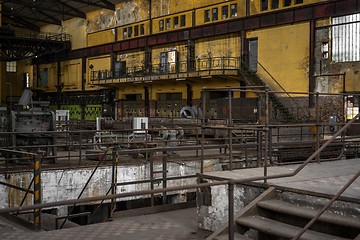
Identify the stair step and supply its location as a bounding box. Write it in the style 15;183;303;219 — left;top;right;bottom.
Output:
214;232;253;240
236;215;350;240
257;199;360;229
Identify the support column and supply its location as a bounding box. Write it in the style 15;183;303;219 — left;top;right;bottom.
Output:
186;83;192;106
144;86;150;117
33;154;42;231
309;19;316;108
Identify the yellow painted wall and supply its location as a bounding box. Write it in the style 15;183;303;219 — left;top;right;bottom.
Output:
41;18;87;50
87;29;115;47
37;62;57;91
61;60;82;90
117;50;145;70
195;34;241;59
88;55;111;83
247;23;310;94
152;42;188;66
250;0;325;15
195;0;245;25
152;0;240;17
62;18;87;50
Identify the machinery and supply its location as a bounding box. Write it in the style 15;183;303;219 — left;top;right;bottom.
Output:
7;89;57;163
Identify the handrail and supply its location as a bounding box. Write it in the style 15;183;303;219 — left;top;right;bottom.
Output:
0;114;357;207
292;169;360;240
257;61;308;116
59;147;111;229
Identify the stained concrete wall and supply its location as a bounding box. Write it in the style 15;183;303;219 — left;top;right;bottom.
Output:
197;184;264;231
0;159;221;215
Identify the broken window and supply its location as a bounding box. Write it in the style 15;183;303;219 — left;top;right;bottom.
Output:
180;15;186;27
230;4;237;17
283;0;292;7
128;26;132;38
123;28;127;39
261;0;268;11
140;24;145;35
222;5;229;19
166;18;171;30
321;42;329;59
271;0;279;9
159;19;164;31
332;13;360;62
174;16;179;28
204;10;210;22
212;8;218;21
295;0;303;4
134;25;139;36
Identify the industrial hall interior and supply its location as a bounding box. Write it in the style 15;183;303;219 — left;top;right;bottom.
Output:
0;0;359;239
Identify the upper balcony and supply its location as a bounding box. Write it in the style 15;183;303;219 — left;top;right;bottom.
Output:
90;57;241;85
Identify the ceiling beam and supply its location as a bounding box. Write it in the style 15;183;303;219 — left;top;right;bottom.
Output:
2;12;41;31
52;0;87;19
70;0;116;11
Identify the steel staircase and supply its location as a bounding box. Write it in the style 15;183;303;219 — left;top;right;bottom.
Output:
239;62;294;121
209;187;360;240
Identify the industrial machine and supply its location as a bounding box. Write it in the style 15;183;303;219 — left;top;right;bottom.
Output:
7;89;57;163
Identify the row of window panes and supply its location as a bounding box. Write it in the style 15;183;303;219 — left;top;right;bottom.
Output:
204;4;237;23
159;15;186;31
123;24;145;39
261;0;303;11
6;61;17;72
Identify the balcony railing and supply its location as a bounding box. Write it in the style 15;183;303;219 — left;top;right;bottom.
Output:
90;57;240;82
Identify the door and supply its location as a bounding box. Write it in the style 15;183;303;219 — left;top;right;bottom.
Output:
248;38;258;72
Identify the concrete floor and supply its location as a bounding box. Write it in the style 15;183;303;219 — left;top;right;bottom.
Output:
0;208;211;240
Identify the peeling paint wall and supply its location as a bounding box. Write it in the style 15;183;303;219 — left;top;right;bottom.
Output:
87;0;149;33
0;160;222;212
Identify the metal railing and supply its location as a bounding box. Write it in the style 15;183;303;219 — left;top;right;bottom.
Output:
0;114;358;239
90;56;240;82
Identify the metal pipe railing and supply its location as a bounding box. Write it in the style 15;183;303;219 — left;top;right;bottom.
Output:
292;169;360;240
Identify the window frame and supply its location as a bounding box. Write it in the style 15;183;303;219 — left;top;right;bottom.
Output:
222;5;229;19
212;8;218;21
204;9;211;22
6;61;17;73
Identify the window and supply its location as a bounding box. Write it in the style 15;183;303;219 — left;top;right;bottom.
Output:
212;8;218;21
222;5;229;19
204;10;210;22
134;25;139;36
24;73;30;88
180;15;186;27
123;28;127;39
159;20;164;31
295;0;303;4
174;16;179;28
271;0;279;9
332;13;360;62
140;24;145;35
128;26;132;38
261;0;268;11
166;18;171;30
230;4;237;17
6;61;17;72
321;42;329;59
283;0;292;7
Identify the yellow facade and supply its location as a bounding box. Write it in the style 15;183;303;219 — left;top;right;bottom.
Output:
3;0;359;121
247;23;310;94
